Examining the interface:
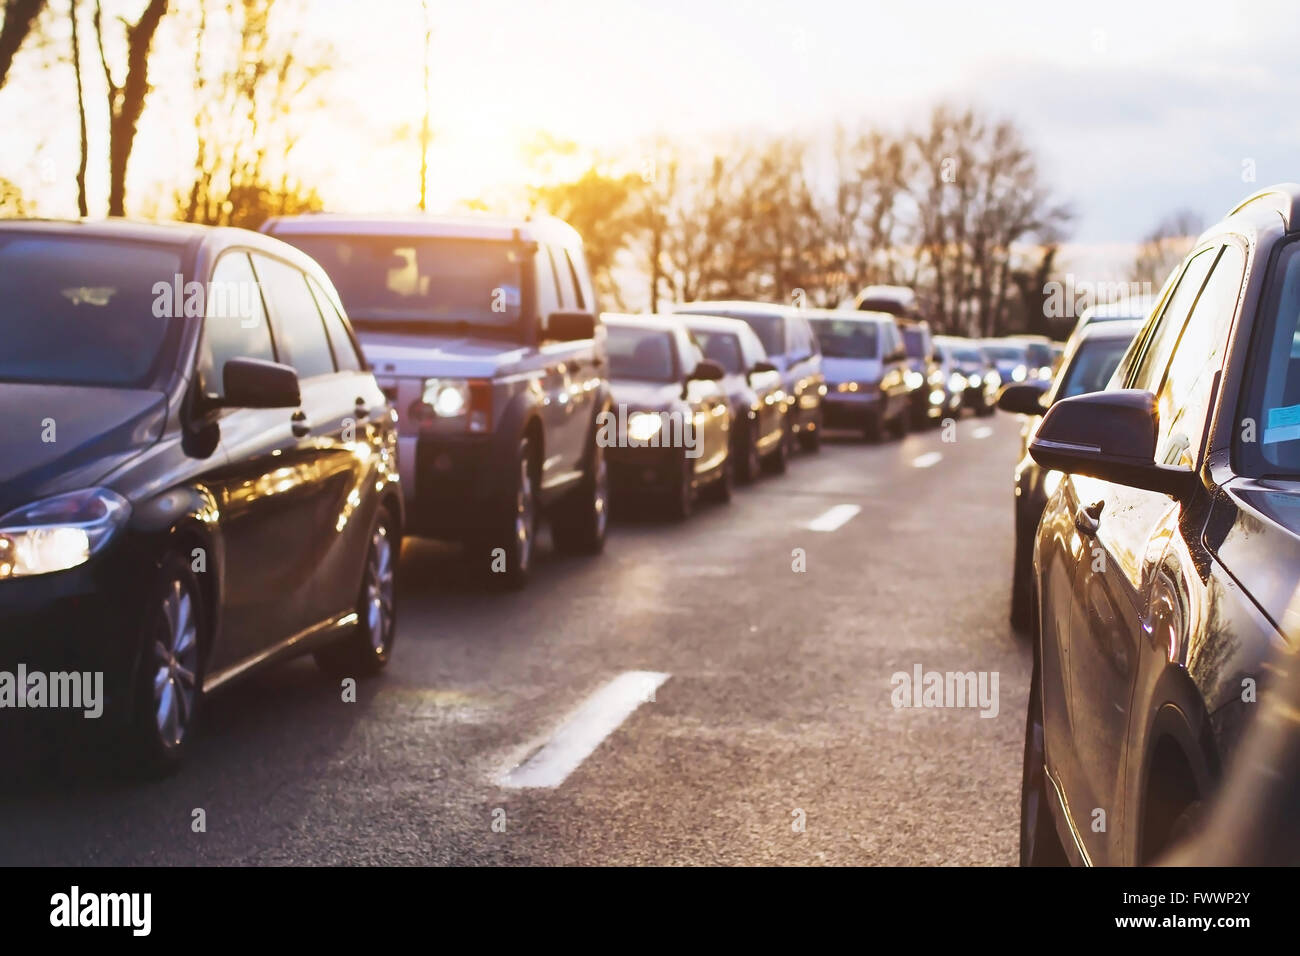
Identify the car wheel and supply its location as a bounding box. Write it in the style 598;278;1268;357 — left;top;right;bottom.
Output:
316;505;398;678
552;434;608;555
474;437;536;589
128;551;205;776
889;407;909;440
737;423;762;483
764;420;789;474
666;451;695;520
1019;662;1070;866
798;409;822;452
704;449;734;503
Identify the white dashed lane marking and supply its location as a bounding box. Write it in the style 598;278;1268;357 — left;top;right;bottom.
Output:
971;426;994;439
497;671;670;789
912;452;943;468
806;504;862;532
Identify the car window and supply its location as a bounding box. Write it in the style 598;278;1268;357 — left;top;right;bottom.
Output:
198;251;275;399
534;248;559;318
789;317;812;358
1154;244;1246;468
695;330;745;374
607;325;678;383
738;326;766;367
1057;337;1132;401
252;254;336;380
1128;248;1215;392
902;326;927;359
1240;239;1300;475
808;318;880;359
563;249;586;310
548;245;575;310
307;275;364;372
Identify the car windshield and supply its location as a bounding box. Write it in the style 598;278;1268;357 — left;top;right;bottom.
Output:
277;234;525;330
902;327;927;358
608;326;678;383
1239;242;1300;476
1024;343;1054;367
1056;337;1131;400
693;330;744;374
730;313;784;356
983;344;1027;362
808;319;879;359
0;235;182;388
950;347;984;365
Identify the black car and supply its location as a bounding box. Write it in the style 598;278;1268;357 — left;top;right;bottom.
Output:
674;301;825;453
680;314;787;480
1019;183;1300;866
0;221;402;774
997;318;1143;629
935;336;999;416
602;314;732;518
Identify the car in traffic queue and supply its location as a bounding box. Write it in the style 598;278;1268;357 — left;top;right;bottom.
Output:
808;310;912;440
1068;294;1157;341
1018;183;1300;867
996;318;1144;629
1009;335;1058;383
982;338;1031;386
601;314;733;518
935;336;999;416
674;301;825;453
0;220;402;774
264;214;611;590
679;313;788;480
845;285;943;427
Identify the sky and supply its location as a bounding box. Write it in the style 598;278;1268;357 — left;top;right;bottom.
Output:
3;0;1299;281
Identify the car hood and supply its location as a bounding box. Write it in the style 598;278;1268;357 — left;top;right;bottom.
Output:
609;380;682;412
358;330;532;379
0;383;168;515
1211;478;1300;634
822;356;882;384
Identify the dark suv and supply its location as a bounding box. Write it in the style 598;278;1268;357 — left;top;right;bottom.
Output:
1020;183;1300;865
0;220;402;773
266;214;611;589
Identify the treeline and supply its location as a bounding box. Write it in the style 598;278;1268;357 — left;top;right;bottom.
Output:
530;105;1075;338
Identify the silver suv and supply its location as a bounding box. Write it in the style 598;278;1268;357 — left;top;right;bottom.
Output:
264;213;610;589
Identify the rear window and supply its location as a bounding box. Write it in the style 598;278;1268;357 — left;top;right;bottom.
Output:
808;318;879;359
0;235;183;388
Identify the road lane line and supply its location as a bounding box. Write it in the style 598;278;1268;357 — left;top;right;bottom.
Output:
912;452;943;468
971;426;994;439
806;504;861;532
497;671;670;788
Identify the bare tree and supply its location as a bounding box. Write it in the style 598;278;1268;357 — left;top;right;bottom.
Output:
1133;208;1202;287
93;0;169;216
0;0;46;89
69;0;87;215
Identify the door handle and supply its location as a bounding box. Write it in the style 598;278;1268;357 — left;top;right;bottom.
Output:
1074;499;1105;536
291;409;310;438
354;397;369;420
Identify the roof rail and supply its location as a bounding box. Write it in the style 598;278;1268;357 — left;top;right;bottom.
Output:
1226;183;1300;230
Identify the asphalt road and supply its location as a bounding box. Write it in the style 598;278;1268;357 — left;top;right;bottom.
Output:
0;411;1032;865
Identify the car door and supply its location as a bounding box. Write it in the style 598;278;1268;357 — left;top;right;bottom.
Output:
880;320;909;422
787;315;818;431
249;252;364;645
680;331;728;476
739;326;782;451
534;244;582;490
1064;243;1241;863
193;250;309;674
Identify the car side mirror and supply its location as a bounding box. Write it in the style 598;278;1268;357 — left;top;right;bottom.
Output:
546;311;597;342
1028;389;1197;499
997;382;1050;416
223;357;301;409
748;360;777;381
689;359;726;382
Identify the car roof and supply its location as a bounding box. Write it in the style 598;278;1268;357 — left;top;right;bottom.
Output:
805;308;891;323
676;313;760;335
1078;296;1156;323
263;211;583;248
676;300;795;319
1222;182;1300;234
934;335;982;348
603;312;687;330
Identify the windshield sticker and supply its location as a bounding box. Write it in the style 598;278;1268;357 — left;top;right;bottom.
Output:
1263;403;1300;444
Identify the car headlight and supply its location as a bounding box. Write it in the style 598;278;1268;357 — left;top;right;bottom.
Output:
928;369;945;386
928;389;945;405
1012;364;1028;382
626;411;665;444
968;373;983;388
905;371;924;390
1038;367;1053;381
985;370;1001;387
836;382;859;393
414;378;491;433
0;488;130;579
949;373;968;393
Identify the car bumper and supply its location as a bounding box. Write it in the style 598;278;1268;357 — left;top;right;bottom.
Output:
823;391;880;426
607;445;682;496
402;430;517;538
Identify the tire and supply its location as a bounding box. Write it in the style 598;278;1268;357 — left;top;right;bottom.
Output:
473;437;537;590
552;433;608;555
798;408;822;452
1019;663;1070;866
763;419;789;474
862;413;883;443
126;551;206;776
703;450;733;503
666;450;695;521
315;504;398;678
737;422;763;484
888;406;909;440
